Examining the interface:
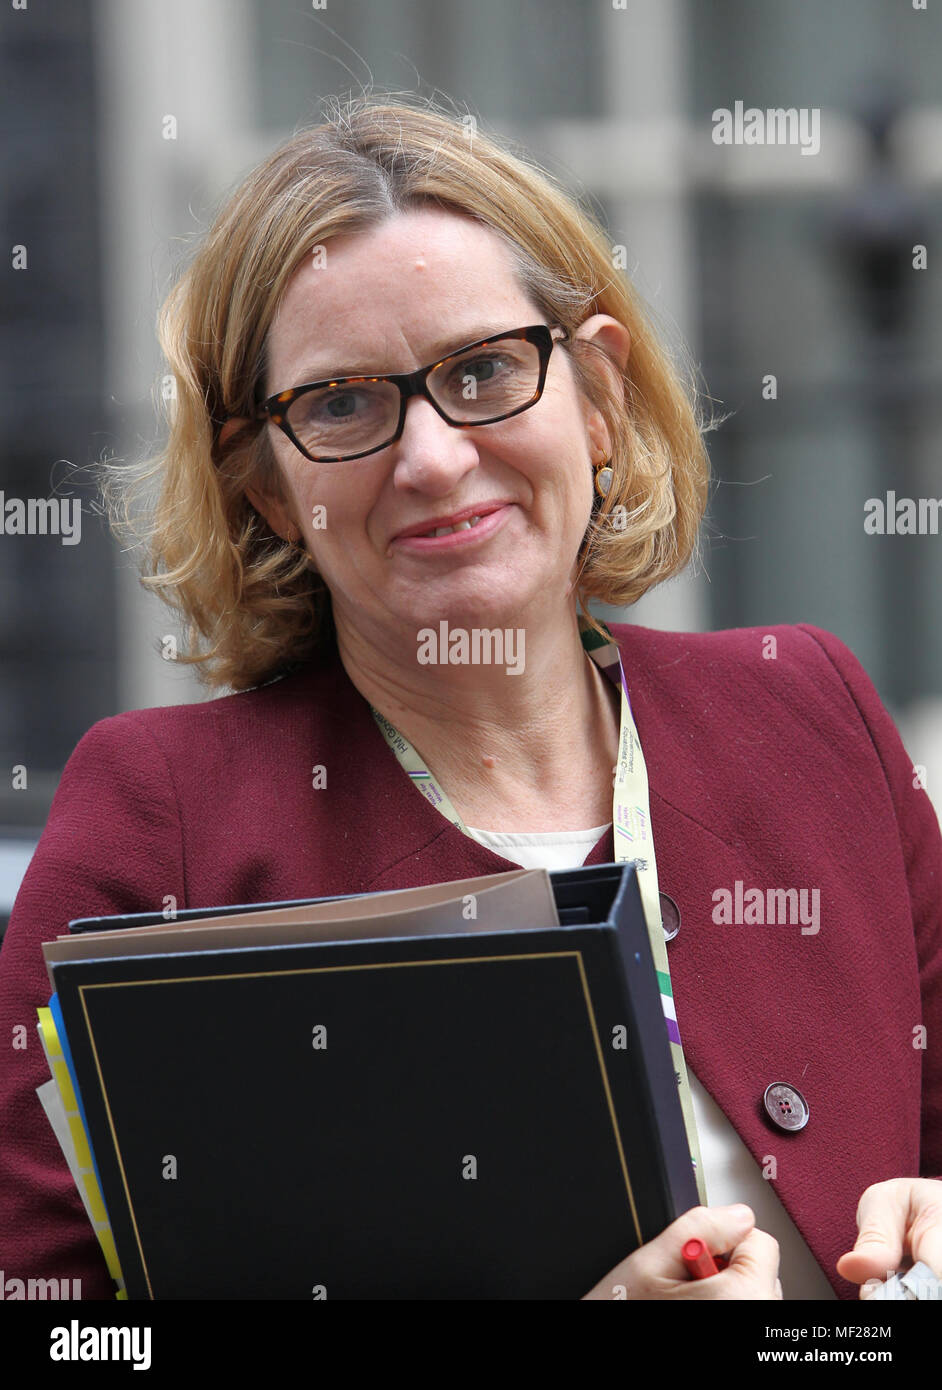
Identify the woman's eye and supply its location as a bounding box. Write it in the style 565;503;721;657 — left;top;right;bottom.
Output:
296;389;374;426
466;357;498;380
322;392;361;419
449;354;506;387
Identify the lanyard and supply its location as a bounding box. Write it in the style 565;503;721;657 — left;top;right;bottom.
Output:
371;617;706;1202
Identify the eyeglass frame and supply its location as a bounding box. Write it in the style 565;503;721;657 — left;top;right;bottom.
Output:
250;323;569;463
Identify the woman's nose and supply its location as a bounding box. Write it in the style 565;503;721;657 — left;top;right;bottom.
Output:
390;395;479;491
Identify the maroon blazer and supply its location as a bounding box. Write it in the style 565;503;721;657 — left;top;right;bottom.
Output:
1;621;940;1300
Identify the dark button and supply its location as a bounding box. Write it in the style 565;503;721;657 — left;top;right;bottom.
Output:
763;1081;810;1132
659;892;680;941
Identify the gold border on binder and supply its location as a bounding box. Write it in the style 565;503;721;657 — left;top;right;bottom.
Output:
77;949;641;1299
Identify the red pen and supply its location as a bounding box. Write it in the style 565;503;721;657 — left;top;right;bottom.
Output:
682;1237;729;1279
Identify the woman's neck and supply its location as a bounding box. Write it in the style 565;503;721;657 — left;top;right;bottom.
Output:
333;602;621;832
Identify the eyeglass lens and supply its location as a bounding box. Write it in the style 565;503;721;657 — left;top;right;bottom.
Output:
283;335;544;460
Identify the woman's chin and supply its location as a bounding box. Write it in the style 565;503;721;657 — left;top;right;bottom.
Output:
394;595;529;636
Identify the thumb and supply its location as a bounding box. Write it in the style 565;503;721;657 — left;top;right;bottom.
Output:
836;1187;904;1285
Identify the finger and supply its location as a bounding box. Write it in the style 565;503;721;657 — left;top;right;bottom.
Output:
588;1205;757;1298
650;1204;756;1281
723;1227;781;1298
907;1192;942;1279
835;1182;907;1285
775;1277;783;1300
651;1218;778;1301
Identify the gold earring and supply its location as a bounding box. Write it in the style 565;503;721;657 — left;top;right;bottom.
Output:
284;527;311;563
594;457;613;498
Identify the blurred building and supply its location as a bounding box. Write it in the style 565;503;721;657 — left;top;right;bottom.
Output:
1;0;940;933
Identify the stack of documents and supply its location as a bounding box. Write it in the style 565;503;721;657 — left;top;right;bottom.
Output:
38;862;695;1299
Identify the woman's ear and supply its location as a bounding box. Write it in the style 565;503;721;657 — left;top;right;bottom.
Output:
572;315;632;391
570;316;631;453
217;417;252;451
244;484;302;543
217;418;302;543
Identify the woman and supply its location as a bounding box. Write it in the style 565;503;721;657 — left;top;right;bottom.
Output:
0;94;939;1301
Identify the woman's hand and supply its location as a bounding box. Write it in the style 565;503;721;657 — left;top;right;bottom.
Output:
836;1178;942;1297
581;1204;782;1300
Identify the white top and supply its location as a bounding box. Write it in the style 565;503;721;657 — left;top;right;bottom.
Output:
464;821;836;1300
464;823;611;873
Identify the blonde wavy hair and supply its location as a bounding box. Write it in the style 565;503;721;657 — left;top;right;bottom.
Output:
101;90;712;692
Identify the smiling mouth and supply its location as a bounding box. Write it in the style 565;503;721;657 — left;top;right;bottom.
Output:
391;504;510;550
420;514;485;538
